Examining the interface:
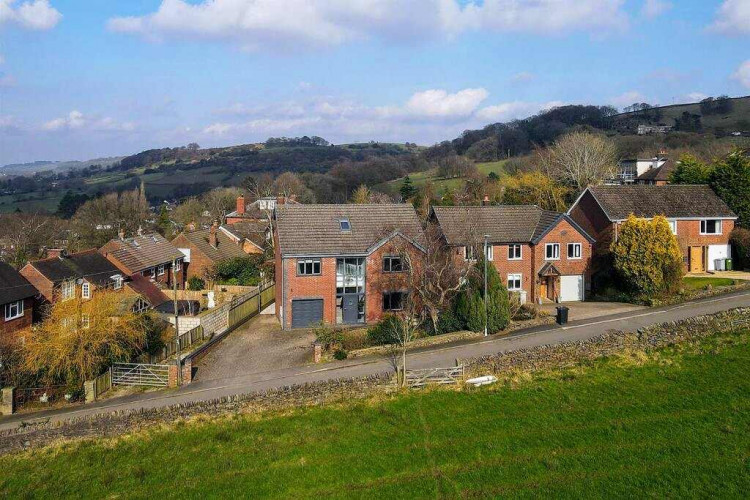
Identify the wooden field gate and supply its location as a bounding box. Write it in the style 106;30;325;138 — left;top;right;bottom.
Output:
112;363;170;387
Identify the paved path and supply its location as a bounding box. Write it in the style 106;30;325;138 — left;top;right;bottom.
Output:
2;290;748;432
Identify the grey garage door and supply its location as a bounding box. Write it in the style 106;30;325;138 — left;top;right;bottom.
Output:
291;299;324;328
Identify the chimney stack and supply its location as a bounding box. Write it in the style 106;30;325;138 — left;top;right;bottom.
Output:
118;228;125;240
46;248;65;259
209;220;218;248
236;195;245;215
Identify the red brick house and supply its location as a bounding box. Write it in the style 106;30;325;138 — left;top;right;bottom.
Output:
20;249;126;306
0;262;38;336
431;205;594;303
568;185;737;273
172;222;249;281
219;221;270;255
99;232;185;289
225;195;297;225
274;204;425;329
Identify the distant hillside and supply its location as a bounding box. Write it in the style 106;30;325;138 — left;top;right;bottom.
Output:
0;156;125;176
612;96;750;135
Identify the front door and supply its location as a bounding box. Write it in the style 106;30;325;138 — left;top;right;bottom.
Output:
689;246;704;272
342;295;359;324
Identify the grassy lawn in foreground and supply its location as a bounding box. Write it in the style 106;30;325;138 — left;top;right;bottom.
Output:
683;276;737;290
1;330;749;498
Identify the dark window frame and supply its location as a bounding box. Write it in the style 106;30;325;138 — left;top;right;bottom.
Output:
383;255;406;273
382;291;407;312
296;258;322;276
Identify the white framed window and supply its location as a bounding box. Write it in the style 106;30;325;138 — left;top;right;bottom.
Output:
485;245;494;261
508;244;522;260
81;282;91;299
81;314;90;329
668;220;677;235
700;219;722;235
112;275;123;290
464;246;475;261
61;280;75;301
174;259;182;272
339;219;351;231
567;243;582;260
157;264;165;276
507;274;522;291
4;300;23;321
545;243;560;260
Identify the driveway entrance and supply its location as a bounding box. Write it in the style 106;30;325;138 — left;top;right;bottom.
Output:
193;315;315;382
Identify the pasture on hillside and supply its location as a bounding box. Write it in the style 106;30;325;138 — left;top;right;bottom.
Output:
2;327;749;498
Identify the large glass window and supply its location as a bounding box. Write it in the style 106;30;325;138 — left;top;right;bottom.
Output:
297;258;321;276
336;258;365;294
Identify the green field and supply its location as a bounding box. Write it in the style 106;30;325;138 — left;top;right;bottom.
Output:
2;328;748;498
615;95;750;133
376;160;507;197
683;276;737;290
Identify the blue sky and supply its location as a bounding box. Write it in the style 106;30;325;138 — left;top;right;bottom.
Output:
1;0;749;164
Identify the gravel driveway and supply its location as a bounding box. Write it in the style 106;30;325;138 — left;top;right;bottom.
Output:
193;315;315;382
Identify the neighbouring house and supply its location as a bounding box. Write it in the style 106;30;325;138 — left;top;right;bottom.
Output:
20;249;126;306
0;262;38;335
634;158;678;186
99;231;185;289
274;204;426;329
220;221;270;254
431;205;594;304
225;195;298;225
637;124;673;135
568;185;737;274
124;274;170;313
616;154;669;184
172;221;249;282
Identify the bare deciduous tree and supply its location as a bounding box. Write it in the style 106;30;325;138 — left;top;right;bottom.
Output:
539;131;618;190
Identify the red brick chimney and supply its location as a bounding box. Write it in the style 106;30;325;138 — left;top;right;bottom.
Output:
46;248;65;259
209;220;218;248
236;195;245;215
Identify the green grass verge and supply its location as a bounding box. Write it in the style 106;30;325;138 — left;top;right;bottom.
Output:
683;277;736;290
2;329;749;498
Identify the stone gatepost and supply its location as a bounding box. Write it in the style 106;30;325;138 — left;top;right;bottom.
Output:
313;342;322;363
1;387;16;415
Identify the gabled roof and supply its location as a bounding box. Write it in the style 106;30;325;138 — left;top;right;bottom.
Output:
0;262;37;305
125;274;169;307
101;234;184;274
176;228;247;263
635;158;676;182
220;221;268;249
582;185;737;221
275;204;425;256
27;249;123;287
431;205;594;246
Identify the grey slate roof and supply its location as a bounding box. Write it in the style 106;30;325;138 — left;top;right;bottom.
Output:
179;228;247;262
103;234;185;274
0;261;37;305
587;185;736;220
431;205;592;245
275;204;425;256
29;249;123;287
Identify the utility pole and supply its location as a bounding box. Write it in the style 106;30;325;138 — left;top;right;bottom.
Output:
172;258;181;386
484;235;489;337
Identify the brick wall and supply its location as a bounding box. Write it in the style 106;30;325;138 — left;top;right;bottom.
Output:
0;296;34;336
172;234;213;282
280;257;337;329
365;239;424;323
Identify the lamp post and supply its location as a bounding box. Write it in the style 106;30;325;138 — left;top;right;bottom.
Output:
173;258;181;387
484;234;490;337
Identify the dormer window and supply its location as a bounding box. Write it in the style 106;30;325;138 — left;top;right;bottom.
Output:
339;219;351;232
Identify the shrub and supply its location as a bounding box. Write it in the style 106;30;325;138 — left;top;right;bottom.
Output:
212;256;264;286
187;276;205;291
730;227;750;270
366;315;402;346
333;349;348;360
436;309;462;335
612;215;684;299
312;322;342;351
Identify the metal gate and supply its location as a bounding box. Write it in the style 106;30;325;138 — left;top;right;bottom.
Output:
112;363;170;387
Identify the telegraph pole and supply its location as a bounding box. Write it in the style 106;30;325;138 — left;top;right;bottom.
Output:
484;235;489;337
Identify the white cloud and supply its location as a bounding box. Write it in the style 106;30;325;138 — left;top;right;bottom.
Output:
686;92;709;102
611;91;649;108
641;0;672;19
42;110;135;132
0;0;61;30
732;59;750;89
107;0;629;50
709;0;750;36
404;88;488;118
